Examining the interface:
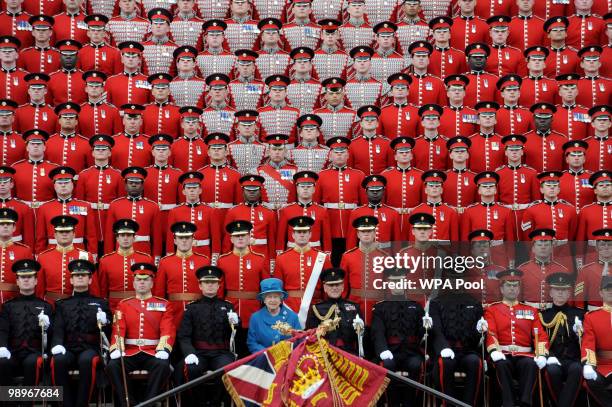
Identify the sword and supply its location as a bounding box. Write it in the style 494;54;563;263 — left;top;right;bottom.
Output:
534;328;544;407
575;316;590;407
355;321;364;359
114;311;130;407
480;331;489;407
39;313;47;407
229;319;237;360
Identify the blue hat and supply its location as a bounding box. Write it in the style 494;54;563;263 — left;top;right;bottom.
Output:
257;278;288;301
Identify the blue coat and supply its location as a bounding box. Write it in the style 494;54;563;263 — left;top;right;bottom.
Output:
247;305;301;353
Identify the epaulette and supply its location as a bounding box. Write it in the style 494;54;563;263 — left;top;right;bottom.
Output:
158;253;174;262
118;297;134;304
488;301;503;306
37;199;54;207
99;252;113;260
466;202;479;209
344;247;359;255
494;164;506;172
38;247;55;255
12;241;30;249
141;197;157;204
250;249;266;257
152;296;169;303
216;251;232;260
278;247;293;256
557;199;572;205
109;197;124;204
527;200;542;208
135;250;152;257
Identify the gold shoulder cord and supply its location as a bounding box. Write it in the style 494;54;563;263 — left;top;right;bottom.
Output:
539;311;568;344
313;304;338;322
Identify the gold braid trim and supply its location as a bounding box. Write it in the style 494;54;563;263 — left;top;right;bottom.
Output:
539;311;568;345
313;303;338;322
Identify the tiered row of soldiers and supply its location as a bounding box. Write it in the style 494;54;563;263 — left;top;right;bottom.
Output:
1;209;612;406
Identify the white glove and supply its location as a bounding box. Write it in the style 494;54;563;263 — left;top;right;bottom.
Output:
379;350;394;360
227;311;239;326
422;313;433;330
110;349;123;360
583;364;598;381
534;356;547;369
440;348;455;359
547;356;561;366
96;307;108;325
572;317;583;335
490;351;506;362
0;347;11;359
38;311;50;330
155;351;169;360
51;345;66;355
476;317;488;334
352;315;364;331
184;354;199;365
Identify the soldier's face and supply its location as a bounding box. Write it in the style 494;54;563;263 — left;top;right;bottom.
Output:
123;115;142;133
565;153;585;168
347;3;365;18
366;187;384;202
243;187;261;202
85;83;104;99
449;148;468;164
505;147;524;162
0;222;15;239
200;280;220;296
116;232;135;249
499;282;520;301
32;28;52;43
325;89;344;106
421;116;440;130
152;147;170;163
54;180;74;197
490;29;509;45
231;233;250;249
0;114;13;128
596;240;612;259
580;58;600;73
92;147;111;162
5;0;23;10
478;184;497;198
293;59;312;74
501;88;519;104
59;115;78;131
558;85;578;102
0;179;14;196
330;149;348;166
174;235;193;252
411;54;429;70
323;281;343;299
119;0;137;13
208;145;227;162
292;229;311;245
539;182;559;199
470;241;490;258
357;229;375;244
28;86;47;102
238;122;256;136
181;119;200;135
26;141;45;159
394;149;412;165
353;59;371;74
177;0;195;12
299;127;319;143
548;28;566;42
432;29;450;44
261;31;279;46
0;49;17;64
231;0;250;16
268;146;285;162
532;240;553;258
151;22;169;37
573;0;592;11
16;275;37;293
527;57;545;72
55;230;75;246
209;86;227;102
269;88;286;103
182;185;202;202
125;180;144;196
360;117;378;131
63;0;81;11
296;183;314;200
592;117;611;132
87;28;106;44
391;85;408;99
321;31;338;47
60;53;78;69
177;58;196;73
402;2;420;17
549;287;570;307
516;0;534;12
70;274;92;291
293;3;311;19
412;227;432;242
468;55;486;71
595;181;612;199
205;33;224;49
600;287;612;305
446;86;465;102
458;0;475;13
133;276;154;294
425;183;442;198
534;116;552;131
236;62;255;78
151;86;170;101
376;35;395;50
121;53;141;70
478;114;496;128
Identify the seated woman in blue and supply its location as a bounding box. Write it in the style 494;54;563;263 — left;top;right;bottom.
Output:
247;278;301;353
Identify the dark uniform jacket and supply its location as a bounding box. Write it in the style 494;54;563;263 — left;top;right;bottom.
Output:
540;304;584;361
430;292;484;354
0;294;53;357
306;298;361;353
371;296;425;356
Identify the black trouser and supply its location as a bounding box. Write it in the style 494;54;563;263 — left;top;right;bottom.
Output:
175;350;235;407
0;351;42;386
331;238;346;267
585;372;612;407
51;349;99;407
434;351;482;406
544;359;583;407
106;352;170;407
382;351;424;407
493;355;538;407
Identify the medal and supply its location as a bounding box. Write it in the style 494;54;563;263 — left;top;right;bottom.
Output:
198;211;202;221
600;83;605;92
47;54;52;64
9;251;14;260
405;111;410;120
307;257;312;267
345;174;350;182
425;82;433;90
101;52;106;61
464;177;469;186
375;145;380;154
71;142;76;151
164;174;170;183
381;213;386;222
493;210;498;220
40;168;45;176
409;176;414;185
517;113;522;122
106;174;111;184
246;259;251;269
101;109;106;118
563;55;568;64
550;141;556;150
505;52;509;60
196;146;202;155
440;211;445;221
189;261;194;270
448;54;453;64
139;205;144;214
559;209;564;218
42;112;47;121
521;174;525;184
223;172;227;181
588;21;592;30
258;211;263;221
471;25;476;33
484;79;489;88
310;210;315;219
542;83;548;92
12;77;18;86
10;139;15;148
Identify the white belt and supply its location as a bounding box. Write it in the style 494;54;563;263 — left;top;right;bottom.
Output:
554;239;568;247
504;203;530;210
12;235;22;242
125;339;159;346
159;204;177;211
193;239;210;246
501;345;532;353
134;235;151;242
588;240;596;246
491;240;504;247
90;202;110;210
23;201;42;209
324;203;358;209
251;238;267;245
49;237;84;244
388;206;412;214
207;202;234;209
378;242;392;249
262;202;281;210
524;301;552;310
287;241;320;248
